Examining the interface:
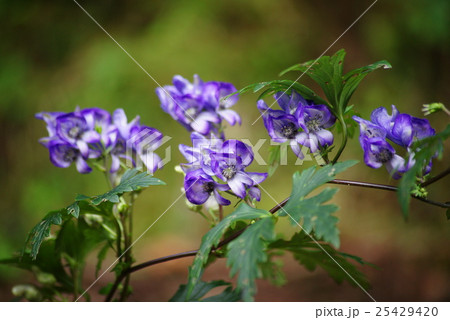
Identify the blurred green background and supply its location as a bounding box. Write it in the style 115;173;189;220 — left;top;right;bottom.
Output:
1;0;449;301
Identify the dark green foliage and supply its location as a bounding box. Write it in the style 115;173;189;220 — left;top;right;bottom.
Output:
226;216;276;301
170;280;241;302
186;203;270;298
92;168;165;205
24;211;64;260
5;169;164;300
228;79;329;107
270;232;371;289
280;161;358;247
398;124;450;218
24;169;164;260
280;49;391;112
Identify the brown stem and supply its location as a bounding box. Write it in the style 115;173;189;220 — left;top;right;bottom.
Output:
421;167;450;187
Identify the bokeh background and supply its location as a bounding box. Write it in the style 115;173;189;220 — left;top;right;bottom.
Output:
1;0;449;301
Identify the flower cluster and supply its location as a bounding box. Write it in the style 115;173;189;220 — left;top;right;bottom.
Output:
36;107;164;174
180;132;267;206
156;75;240;136
353;105;435;178
258;91;336;158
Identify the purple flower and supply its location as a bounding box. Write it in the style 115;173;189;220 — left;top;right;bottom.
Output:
156;75;240;135
180;136;267;205
184;169;231;206
258;101;305;159
353;105;436;178
48;140;93;174
258;91;336;158
370;105;435;148
360;137;406;179
37;107;165;175
295;103;336;153
179;132;224;174
274;91;311;115
209;140;267;199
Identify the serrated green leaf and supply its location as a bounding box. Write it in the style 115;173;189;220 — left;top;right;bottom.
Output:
279;161;357;247
270;232;371;289
186;203;270;298
67;202;80;218
226;217;276;301
170;280;240;302
280;49;347;108
230;80;329;107
260;252;287;287
25;210;64;259
398;124;450;218
92;168;165;205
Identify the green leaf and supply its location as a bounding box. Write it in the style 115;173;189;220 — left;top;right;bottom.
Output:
398;124;450;218
280;49;347;108
25;210;64;259
170;280;240;302
67;202;80;218
270;232;371;289
260;252;287;287
92;168;165;205
230;80;329;107
186;203;270;298
226;216;276;301
279;161;358;247
340;60;392;110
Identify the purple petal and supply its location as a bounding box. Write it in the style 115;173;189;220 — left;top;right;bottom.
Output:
248;186;261;201
213;190;231;206
315;129;334;146
75;156;92;174
370;105;398;131
76;140;89;158
218;109;241;126
247;172;268;185
222;140;254;167
391;114;413;147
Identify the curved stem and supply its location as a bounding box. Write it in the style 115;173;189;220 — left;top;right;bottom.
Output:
329;179;450;208
421;166;450;187
331;114;348;164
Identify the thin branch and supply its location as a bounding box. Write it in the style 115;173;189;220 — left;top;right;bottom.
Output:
421;167;450;187
329;179;450;208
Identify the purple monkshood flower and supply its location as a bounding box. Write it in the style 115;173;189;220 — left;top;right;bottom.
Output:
156;75;240;135
370;105;435;147
37;107;165;174
258;93;336;157
360;137;406;179
179;131;223;174
184;169;231;206
353;105;436;178
295;103;336;153
48;140;94;174
180;135;267;206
